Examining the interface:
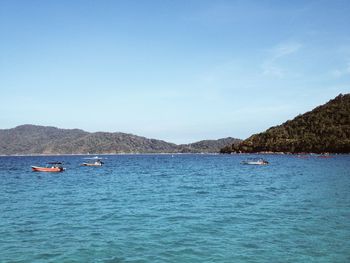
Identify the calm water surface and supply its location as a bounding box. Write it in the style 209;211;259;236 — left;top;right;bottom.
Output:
0;154;349;262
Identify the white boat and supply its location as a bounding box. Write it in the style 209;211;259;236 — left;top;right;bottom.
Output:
241;159;269;165
81;161;103;166
81;157;104;167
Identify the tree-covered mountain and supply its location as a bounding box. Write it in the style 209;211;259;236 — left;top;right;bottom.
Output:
0;125;240;155
221;94;350;154
179;138;242;153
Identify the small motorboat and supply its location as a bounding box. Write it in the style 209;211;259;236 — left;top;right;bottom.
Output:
297;155;309;159
317;153;332;158
81;161;103;167
241;158;269;165
81;157;104;167
31;162;65;172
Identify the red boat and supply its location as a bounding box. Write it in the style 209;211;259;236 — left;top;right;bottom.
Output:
31;162;65;172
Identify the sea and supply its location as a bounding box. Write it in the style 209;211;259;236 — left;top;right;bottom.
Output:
0;154;349;263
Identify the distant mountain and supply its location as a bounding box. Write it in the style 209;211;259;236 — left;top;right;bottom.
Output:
0;125;240;155
221;93;350;154
0;125;89;155
179;138;242;153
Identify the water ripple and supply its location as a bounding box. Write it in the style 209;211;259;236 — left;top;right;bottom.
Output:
0;154;349;262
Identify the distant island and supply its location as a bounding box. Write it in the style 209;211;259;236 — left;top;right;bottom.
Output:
221;93;350;154
0;125;241;155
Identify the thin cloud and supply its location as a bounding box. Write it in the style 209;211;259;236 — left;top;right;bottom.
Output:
273;42;302;58
262;41;302;77
261;62;285;77
330;62;350;78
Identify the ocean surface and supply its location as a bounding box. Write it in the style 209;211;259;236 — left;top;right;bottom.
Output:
0;154;349;263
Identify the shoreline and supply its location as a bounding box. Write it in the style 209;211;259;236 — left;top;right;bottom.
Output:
0;152;221;157
0;152;348;157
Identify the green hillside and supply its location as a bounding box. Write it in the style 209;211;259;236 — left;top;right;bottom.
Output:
221;94;350;154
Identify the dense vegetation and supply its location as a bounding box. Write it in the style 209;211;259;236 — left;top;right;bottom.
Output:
221;94;350;154
0;125;240;155
179;138;241;153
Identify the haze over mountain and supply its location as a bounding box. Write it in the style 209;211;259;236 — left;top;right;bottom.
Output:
0;125;241;155
221;94;350;154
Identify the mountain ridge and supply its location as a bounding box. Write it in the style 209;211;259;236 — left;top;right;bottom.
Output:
0;124;241;155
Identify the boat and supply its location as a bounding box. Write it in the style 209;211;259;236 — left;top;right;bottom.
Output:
297;154;309;159
81;160;103;166
241;158;269;165
31;162;65;172
81;157;104;167
317;153;332;158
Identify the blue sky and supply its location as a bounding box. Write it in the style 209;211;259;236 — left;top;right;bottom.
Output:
0;0;349;143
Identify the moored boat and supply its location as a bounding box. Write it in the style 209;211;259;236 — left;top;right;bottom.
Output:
81;157;104;167
317;153;332;158
81;161;103;167
31;162;65;172
241;159;269;165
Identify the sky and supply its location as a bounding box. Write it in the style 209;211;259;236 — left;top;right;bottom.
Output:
0;0;349;143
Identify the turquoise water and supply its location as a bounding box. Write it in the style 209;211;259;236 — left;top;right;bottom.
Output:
0;154;349;262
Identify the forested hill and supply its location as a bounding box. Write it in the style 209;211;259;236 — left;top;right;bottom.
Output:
179;138;242;153
221;93;350;154
0;125;240;155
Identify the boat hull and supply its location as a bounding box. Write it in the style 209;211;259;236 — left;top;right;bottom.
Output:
241;161;268;165
31;166;64;172
81;163;103;167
